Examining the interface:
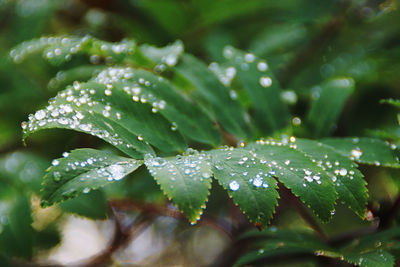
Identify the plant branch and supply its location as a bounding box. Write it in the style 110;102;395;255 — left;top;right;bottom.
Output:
81;207;151;267
109;198;233;238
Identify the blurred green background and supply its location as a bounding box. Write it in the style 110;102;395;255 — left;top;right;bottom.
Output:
1;0;400;266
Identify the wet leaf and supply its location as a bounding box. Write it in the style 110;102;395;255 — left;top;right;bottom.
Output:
344;251;394;267
174;53;250;139
294;138;368;218
10;35;136;65
41;148;142;206
145;150;212;223
23;67;189;158
321;137;400;168
120;69;221;146
223;47;290;134
210;147;279;226
246;139;337;221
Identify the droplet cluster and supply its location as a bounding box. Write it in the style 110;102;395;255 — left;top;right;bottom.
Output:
145;149;212;184
10;35;136;64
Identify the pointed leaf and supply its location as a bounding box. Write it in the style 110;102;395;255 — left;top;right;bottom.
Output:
174;53;250;139
122;69;221;145
140;40;184;67
294;138;368;218
321;137;400;168
10;35;136;65
223;46;290;134
209;147;279;226
23;67;189;158
145;151;212;223
41;148;142;206
307;78;355;137
48;65;106;91
344;251;394;267
381;98;400;108
235;228;336;267
249;23;307;57
247;139;337;221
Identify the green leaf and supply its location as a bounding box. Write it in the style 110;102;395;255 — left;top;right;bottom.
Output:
10;35;136;65
344;227;400;251
223;46;290;134
235;228;335;267
134;0;188;35
380;98;400;108
344;251;394;267
0;151;49;194
144;150;212;223
293;139;368;218
48;65;106;91
59;189;108;219
23;67;189;158
0;196;34;259
140;40;184;68
174;53;250;139
41;148;142;207
321;137;400;168
246;139;337;221
210;147;279;226
249;23;307;57
307;78;355;138
122;69;221;146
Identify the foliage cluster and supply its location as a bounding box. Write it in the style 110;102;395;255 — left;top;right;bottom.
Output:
1;0;400;266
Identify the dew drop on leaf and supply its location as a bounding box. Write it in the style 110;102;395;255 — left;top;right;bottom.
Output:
259;76;272;87
229;180;240;191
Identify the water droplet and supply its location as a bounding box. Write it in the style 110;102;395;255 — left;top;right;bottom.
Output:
281;90;298;104
229;90;237;100
52;160;60;166
53;171;61;181
34;110;46;120
292;117;302;126
229;180;240;191
83;187;90;193
253;176;263;187
171;122;178;131
339;168;347;176
137;135;143;141
104;89;112;96
351;147;363;159
244;53;255;63
107;164;126;180
259;76;272;87
257;61;268;72
202;172;211;179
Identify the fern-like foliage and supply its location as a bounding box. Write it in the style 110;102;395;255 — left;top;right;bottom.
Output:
13;35;400;266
